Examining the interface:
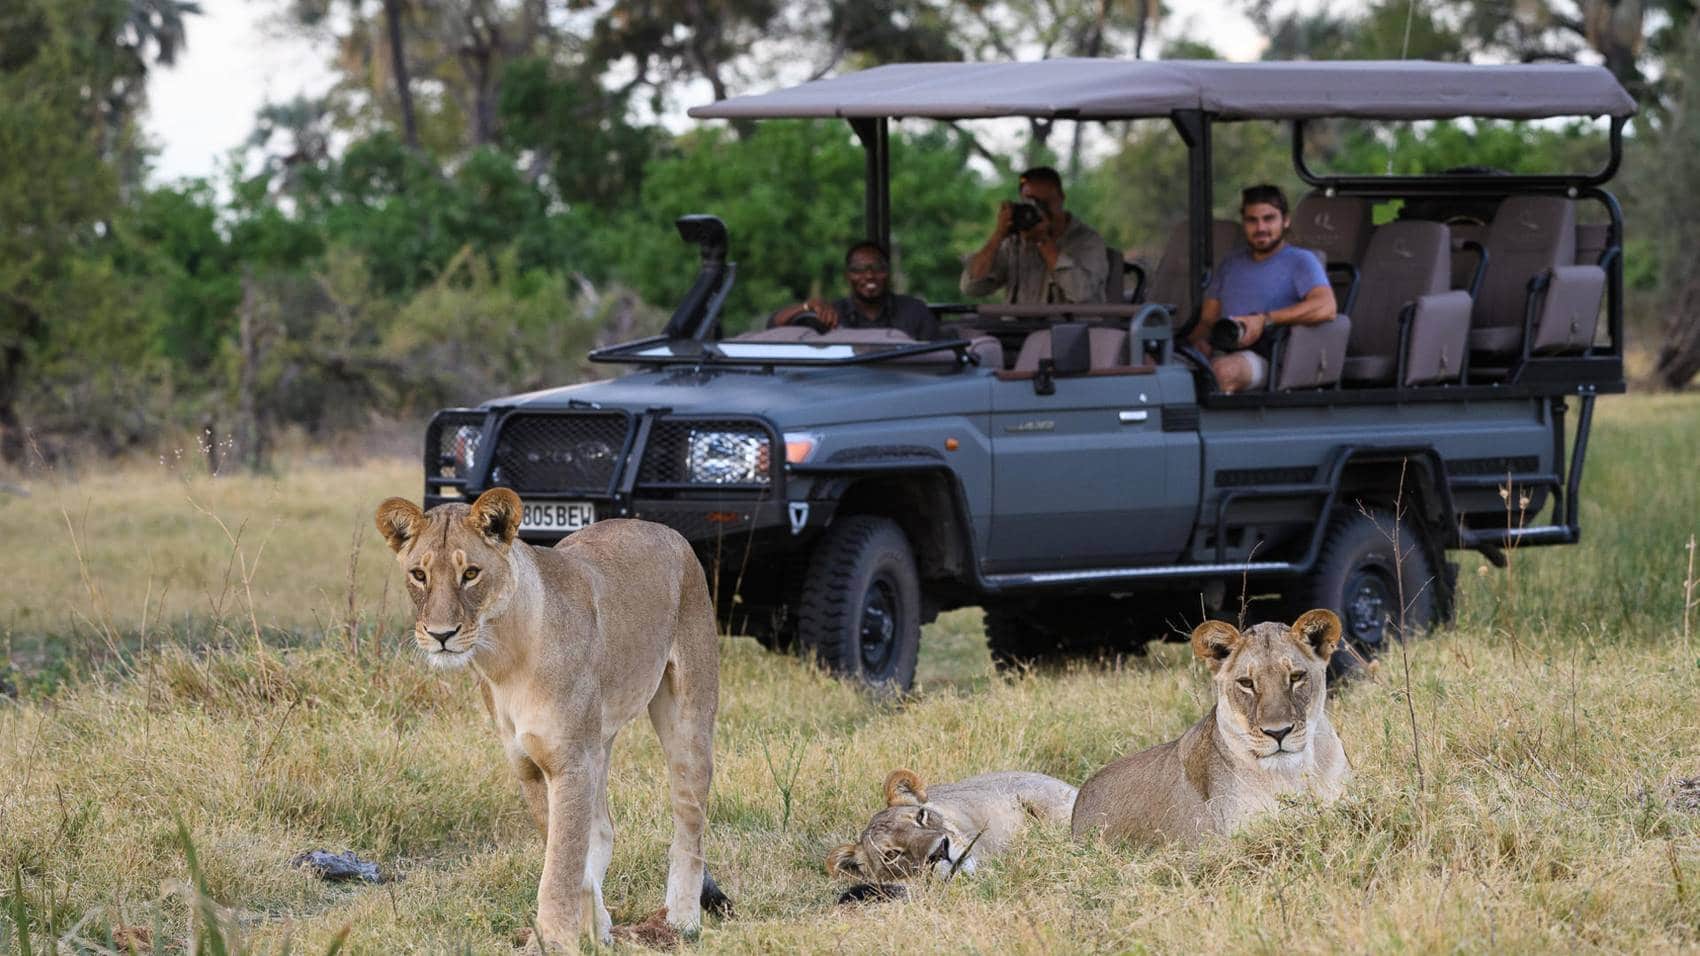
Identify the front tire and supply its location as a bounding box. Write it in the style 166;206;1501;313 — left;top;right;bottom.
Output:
798;516;921;692
1299;508;1437;670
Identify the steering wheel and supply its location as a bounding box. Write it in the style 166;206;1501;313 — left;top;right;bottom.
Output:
1174;341;1221;393
788;310;833;334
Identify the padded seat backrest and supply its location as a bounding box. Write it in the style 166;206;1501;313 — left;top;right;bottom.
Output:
1575;223;1610;266
1341;221;1451;384
1290;193;1372;267
1012;327;1131;372
813;327;916;345
1472;196;1577;340
734;326;817;342
1144;219;1242;322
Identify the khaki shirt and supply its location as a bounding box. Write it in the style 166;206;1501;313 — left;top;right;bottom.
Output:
960;215;1109;304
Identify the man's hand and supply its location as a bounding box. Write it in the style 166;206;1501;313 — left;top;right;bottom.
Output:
1235;312;1268;347
992;201;1014;241
814;299;841;330
774;297;839;329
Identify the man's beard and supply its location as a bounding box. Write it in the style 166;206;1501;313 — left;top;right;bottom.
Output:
1248;226;1286;254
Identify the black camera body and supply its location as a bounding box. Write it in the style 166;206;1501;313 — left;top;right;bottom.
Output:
1209;316;1247;352
1009;200;1045;234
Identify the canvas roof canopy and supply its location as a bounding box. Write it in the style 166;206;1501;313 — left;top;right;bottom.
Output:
688;59;1637;123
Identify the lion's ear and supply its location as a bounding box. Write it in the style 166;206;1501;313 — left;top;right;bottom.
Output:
824;844;864;878
1190;620;1242;671
1290;609;1342;661
375;497;426;554
884;769;926;806
467;488;522;547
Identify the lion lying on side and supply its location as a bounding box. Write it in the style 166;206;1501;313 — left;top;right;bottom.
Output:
1072;610;1349;846
375;489;726;949
827;769;1077;883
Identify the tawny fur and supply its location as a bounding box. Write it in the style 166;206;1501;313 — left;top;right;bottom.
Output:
827;769;1077;882
376;490;720;949
1071;610;1349;846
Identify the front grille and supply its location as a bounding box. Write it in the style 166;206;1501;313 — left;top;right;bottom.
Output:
639;419;774;488
489;412;631;496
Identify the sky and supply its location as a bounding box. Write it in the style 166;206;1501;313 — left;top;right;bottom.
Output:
142;0;1272;185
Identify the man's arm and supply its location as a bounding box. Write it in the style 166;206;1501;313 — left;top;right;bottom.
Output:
1189;297;1224;348
1270;284;1338;327
1234;285;1336;346
961;203;1014;296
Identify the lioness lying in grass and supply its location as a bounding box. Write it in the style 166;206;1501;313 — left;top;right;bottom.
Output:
827;769;1077;883
1072;609;1349;846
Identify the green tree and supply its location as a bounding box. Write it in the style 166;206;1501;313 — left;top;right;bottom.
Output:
0;0;170;462
591;121;997;333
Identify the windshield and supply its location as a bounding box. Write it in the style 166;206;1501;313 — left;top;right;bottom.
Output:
591;333;974;368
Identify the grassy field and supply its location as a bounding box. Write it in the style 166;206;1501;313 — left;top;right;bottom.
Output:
2;392;1699;953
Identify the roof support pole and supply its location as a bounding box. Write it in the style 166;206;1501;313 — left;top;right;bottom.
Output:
849;118;892;252
1172;110;1213;339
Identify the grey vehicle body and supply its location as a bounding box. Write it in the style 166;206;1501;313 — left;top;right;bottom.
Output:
420;60;1633;689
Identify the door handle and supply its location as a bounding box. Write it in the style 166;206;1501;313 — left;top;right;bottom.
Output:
1118;410;1149;424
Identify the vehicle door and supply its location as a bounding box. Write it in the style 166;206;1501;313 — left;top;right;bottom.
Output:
987;367;1196;571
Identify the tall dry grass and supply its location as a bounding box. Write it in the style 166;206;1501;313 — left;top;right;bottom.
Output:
1;392;1698;953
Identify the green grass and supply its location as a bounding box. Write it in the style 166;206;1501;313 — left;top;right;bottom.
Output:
2;392;1699;952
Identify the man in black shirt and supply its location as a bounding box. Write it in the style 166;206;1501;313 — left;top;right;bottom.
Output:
771;241;939;339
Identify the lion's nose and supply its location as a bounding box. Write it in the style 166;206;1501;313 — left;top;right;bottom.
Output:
426;625;461;648
1264;725;1293;744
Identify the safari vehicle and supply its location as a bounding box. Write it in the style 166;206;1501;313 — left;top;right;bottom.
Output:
419;60;1634;691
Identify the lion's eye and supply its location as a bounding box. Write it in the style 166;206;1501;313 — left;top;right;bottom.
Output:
409;568;426;583
1290;672;1306;685
1236;677;1255;692
916;809;929;825
462;567;480;583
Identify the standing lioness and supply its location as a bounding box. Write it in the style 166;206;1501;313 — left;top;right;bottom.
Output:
1072;610;1348;846
375;489;725;949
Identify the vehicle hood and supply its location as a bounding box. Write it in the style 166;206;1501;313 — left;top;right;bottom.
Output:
481;363;994;429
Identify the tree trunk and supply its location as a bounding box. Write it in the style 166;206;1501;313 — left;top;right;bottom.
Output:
0;294;41;466
1655;280;1700;390
383;0;419;149
236;272;270;473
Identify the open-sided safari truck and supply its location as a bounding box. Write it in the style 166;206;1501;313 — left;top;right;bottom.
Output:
420;60;1635;691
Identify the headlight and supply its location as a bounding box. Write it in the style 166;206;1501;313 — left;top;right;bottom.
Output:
452;425;481;477
686;429;771;484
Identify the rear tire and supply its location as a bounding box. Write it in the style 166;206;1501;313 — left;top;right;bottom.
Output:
798;516;921;692
1298;508;1437;672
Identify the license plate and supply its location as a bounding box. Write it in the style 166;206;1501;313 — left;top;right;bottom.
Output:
519;501;597;533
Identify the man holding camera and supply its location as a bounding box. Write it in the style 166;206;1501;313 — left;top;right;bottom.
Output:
961;166;1108;305
1190;184;1337;393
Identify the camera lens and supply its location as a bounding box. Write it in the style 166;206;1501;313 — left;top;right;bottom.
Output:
1209;318;1244;352
1010;201;1043;233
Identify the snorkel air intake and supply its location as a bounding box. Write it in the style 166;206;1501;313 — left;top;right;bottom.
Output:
664;215;736;341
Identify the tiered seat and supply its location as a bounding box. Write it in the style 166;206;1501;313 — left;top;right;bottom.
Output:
1469;196;1606;361
1290;193;1373;311
1340;220;1472;387
1141;218;1243;323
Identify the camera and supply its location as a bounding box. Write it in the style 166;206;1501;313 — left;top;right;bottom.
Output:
1209;317;1246;352
1009;200;1045;234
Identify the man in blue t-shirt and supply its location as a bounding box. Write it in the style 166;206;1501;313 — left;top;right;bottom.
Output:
1189;184;1338;393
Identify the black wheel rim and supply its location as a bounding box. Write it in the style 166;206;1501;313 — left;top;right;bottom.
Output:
859;574;899;676
1342;564;1397;650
